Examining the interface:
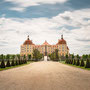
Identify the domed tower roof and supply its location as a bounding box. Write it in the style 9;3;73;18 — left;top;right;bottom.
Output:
42;40;50;45
23;35;34;45
57;35;66;45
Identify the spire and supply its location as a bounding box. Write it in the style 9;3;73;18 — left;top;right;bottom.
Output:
27;35;29;40
61;34;63;39
45;40;47;43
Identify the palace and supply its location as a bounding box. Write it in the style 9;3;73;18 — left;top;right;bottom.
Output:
20;35;69;57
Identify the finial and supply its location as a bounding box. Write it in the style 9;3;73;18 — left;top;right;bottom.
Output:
27;35;29;40
61;34;63;39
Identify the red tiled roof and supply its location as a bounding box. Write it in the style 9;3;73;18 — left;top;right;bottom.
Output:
67;46;69;50
23;36;34;45
23;40;34;45
56;39;66;45
42;40;50;45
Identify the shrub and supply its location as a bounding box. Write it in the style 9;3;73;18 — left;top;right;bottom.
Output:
15;60;18;65
6;60;11;67
68;59;71;64
21;60;23;64
71;59;73;64
11;60;15;66
80;59;85;67
65;59;68;64
85;59;90;68
76;59;80;66
73;59;76;65
0;60;5;68
19;60;21;65
25;60;27;64
23;60;25;64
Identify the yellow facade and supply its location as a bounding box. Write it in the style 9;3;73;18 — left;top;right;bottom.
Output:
20;35;69;57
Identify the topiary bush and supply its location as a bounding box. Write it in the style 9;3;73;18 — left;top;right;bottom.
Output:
21;60;23;64
71;59;73;64
66;59;69;64
19;60;21;65
11;60;15;66
0;60;5;68
15;60;18;65
68;59;71;64
73;59;76;65
76;59;80;66
23;60;25;64
6;60;11;67
80;59;85;67
25;60;27;64
65;59;68;64
85;59;90;68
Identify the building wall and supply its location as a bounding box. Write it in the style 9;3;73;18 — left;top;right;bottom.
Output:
20;44;69;57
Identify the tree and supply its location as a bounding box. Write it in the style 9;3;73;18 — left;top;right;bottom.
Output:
24;55;26;60
28;54;31;61
54;49;59;61
82;54;86;59
1;54;4;60
12;55;15;60
65;54;69;64
88;54;90;59
72;54;74;60
76;54;80;59
85;59;90;68
80;59;85;67
82;54;88;60
50;52;55;60
66;54;68;59
86;54;88;59
17;54;20;60
6;54;10;60
33;49;42;61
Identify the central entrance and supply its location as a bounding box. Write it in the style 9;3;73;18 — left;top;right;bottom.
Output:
44;56;48;61
44;45;48;61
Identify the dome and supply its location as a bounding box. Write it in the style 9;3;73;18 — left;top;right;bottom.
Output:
23;36;34;45
57;39;66;44
42;40;50;45
56;35;66;45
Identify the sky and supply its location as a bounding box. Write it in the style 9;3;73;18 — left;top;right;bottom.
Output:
0;0;90;55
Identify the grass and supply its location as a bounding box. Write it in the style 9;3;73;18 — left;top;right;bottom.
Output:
0;61;31;71
60;61;90;70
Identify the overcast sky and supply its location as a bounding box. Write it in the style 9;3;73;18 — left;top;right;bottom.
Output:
0;0;90;55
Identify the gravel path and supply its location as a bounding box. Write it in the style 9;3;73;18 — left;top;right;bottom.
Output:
0;61;90;90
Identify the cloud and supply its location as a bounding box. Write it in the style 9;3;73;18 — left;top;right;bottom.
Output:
9;7;25;12
52;9;90;27
5;0;68;12
0;8;90;55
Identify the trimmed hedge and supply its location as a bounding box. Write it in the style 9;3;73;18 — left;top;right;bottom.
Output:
6;60;11;67
80;59;85;67
85;59;90;68
0;60;5;68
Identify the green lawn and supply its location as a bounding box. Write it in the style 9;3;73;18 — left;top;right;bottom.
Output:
0;61;31;71
60;61;90;70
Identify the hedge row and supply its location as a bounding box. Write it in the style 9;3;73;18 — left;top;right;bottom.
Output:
65;59;90;68
0;60;27;68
